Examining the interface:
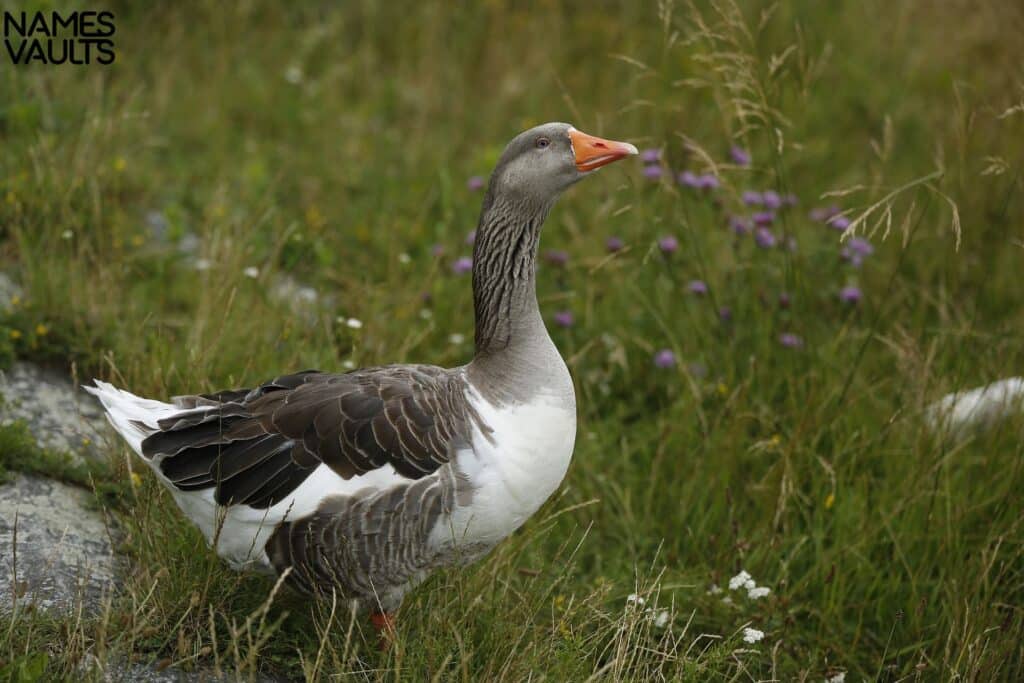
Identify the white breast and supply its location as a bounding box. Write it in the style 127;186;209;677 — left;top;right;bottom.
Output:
434;386;577;549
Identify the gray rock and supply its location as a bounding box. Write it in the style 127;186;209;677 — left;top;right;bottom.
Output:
0;361;109;460
0;272;21;312
0;474;119;615
92;657;290;682
103;662;248;682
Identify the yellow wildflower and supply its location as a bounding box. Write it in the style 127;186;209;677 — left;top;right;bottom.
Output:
35;323;48;336
9;329;22;340
130;472;143;488
131;234;145;247
113;157;127;172
305;205;325;229
825;493;836;510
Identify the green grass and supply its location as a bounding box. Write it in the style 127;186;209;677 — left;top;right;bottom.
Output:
2;0;1024;679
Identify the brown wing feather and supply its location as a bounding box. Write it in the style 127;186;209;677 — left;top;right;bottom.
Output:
140;366;477;509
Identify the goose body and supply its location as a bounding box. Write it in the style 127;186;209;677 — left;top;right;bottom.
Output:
87;123;636;623
88;361;574;606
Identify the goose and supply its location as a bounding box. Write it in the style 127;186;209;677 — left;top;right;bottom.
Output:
926;377;1024;439
86;123;637;640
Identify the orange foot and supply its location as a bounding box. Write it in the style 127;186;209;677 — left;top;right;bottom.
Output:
370;612;396;651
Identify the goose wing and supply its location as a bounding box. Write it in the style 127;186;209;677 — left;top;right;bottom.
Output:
139;365;479;509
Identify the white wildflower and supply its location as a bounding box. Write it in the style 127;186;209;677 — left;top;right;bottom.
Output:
345;318;363;329
194;258;212;271
419;309;433;319
728;570;752;591
449;333;465;345
744;578;756;591
742;627;764;644
651;609;670;628
398;252;411;264
707;583;723;595
178;232;200;253
825;673;846;683
243;266;259;279
284;65;304;84
342;359;356;370
721;596;733;605
625;593;646;607
747;586;771;600
61;229;73;240
296;286;318;303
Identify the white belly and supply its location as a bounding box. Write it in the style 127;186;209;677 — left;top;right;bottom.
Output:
434;388;577;549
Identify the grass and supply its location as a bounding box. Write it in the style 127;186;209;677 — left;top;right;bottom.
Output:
1;0;1023;679
0;418;87;487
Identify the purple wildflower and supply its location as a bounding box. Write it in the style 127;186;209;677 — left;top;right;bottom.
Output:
754;227;776;249
696;174;720;190
678;171;701;188
451;257;473;275
553;310;575;327
729;215;751;235
653;349;676;368
784;194;799;207
642;165;664;180
730;146;751;166
786;236;799;253
778;292;791;308
606;236;624;253
742;190;763;206
752;211;775;226
839;286;863;304
848;237;874;256
828;215;851;231
841;237;873;267
658;236;679;254
688;279;709;295
640;148;662;164
762;190;782;209
430;243;445;257
778;333;804;349
465;230;477;245
719;306;732;321
467;175;485;191
809;205;840;222
544;249;569;267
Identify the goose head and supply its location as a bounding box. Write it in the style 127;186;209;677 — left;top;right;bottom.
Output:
487;122;638;205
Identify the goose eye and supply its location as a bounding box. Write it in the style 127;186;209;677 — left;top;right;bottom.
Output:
535;137;551;149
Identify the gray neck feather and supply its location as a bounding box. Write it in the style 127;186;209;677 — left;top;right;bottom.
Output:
470;191;548;355
466;191;572;406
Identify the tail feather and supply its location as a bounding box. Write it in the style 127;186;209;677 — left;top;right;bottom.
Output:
84;380;182;456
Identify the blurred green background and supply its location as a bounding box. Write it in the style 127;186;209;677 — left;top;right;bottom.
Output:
2;0;1023;680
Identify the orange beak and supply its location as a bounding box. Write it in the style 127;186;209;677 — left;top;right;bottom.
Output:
569;128;638;172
